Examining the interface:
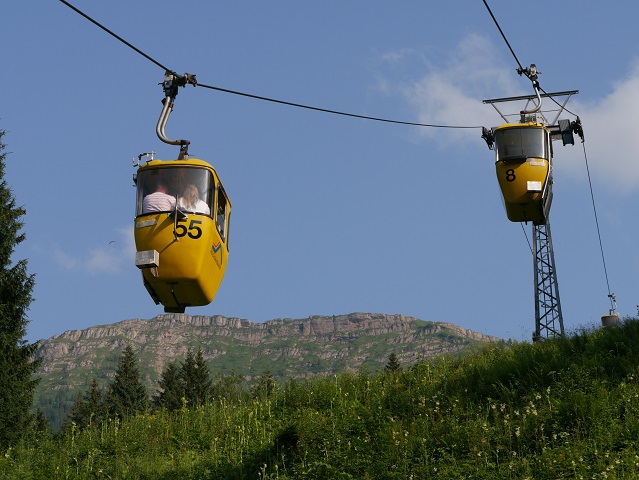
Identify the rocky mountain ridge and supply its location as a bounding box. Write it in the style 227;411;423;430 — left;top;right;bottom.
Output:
34;312;498;428
36;312;496;377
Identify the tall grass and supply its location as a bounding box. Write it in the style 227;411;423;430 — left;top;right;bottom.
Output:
4;320;639;479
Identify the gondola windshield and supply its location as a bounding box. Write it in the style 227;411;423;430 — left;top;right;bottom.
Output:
495;126;548;161
136;166;214;217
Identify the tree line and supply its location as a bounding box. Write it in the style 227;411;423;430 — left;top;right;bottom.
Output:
64;346;277;432
65;346;401;433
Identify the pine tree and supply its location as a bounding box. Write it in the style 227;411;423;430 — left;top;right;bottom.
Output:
64;392;86;431
64;378;105;430
154;360;184;411
104;346;148;418
0;130;41;450
180;348;212;408
384;352;402;373
84;377;106;423
32;408;49;434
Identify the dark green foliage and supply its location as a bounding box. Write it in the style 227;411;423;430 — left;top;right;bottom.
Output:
104;346;148;418
384;352;402;373
0;130;41;450
180;348;212;408
32;408;49;433
211;371;248;404
34;386;78;432
63;378;105;430
154;360;184;411
253;371;277;398
155;348;214;411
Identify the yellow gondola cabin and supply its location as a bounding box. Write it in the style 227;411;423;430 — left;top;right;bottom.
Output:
493;122;553;225
134;158;231;313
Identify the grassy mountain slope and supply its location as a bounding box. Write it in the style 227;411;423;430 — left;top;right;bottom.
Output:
6;319;639;478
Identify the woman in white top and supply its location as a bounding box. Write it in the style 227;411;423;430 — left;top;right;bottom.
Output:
178;184;210;215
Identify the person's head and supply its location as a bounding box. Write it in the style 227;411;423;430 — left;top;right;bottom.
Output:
181;184;200;209
155;182;169;194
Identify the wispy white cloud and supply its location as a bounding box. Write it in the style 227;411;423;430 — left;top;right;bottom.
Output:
53;225;134;274
377;34;522;145
558;60;639;192
53;248;79;271
378;34;639;191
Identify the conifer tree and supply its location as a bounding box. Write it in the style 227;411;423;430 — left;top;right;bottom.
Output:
154;360;184;411
384;352;402;373
0;130;41;450
84;378;106;422
105;346;148;418
65;378;105;430
32;408;49;434
181;348;212;408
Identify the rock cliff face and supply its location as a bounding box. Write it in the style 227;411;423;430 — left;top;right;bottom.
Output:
35;312;497;389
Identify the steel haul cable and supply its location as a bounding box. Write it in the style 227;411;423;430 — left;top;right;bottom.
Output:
58;0;482;131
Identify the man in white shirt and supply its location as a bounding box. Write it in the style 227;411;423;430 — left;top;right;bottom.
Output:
142;183;175;213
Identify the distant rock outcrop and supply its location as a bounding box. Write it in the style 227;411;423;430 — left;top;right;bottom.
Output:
34;312;498;427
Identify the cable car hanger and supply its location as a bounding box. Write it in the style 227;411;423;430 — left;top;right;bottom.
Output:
156;71;198;160
516;64;542;119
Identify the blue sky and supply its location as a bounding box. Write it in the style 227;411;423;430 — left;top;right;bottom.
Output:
3;1;639;343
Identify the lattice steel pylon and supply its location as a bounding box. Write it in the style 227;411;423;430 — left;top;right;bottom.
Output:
532;222;564;341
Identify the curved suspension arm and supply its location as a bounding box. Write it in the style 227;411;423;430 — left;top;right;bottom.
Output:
521;83;542;116
156;71;196;159
156;95;185;146
518;64;542;119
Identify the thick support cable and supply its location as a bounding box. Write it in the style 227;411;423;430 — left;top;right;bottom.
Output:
58;0;173;73
58;0;482;131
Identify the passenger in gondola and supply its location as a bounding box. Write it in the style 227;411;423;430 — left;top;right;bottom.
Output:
178;184;210;215
143;182;175;213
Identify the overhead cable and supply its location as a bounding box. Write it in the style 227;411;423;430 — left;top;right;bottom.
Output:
58;0;172;73
481;0;579;118
196;82;482;128
481;0;525;72
581;140;615;311
58;0;482;130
